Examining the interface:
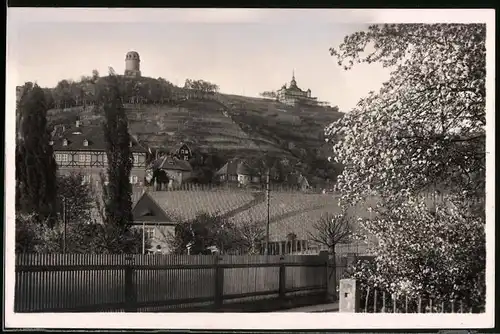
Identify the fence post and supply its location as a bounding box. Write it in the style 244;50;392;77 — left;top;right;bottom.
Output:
214;256;224;309
279;256;286;299
339;278;360;312
124;255;137;312
319;251;336;302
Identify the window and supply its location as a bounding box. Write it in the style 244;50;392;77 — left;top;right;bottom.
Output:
103;155;108;164
184;156;189;161
62;154;69;162
130;175;139;184
82;174;91;184
78;153;89;163
144;227;155;240
55;153;62;162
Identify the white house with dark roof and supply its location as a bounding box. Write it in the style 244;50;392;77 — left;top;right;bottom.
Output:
215;159;261;185
149;155;193;187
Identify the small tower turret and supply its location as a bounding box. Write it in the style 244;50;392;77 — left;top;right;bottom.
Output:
124;51;141;77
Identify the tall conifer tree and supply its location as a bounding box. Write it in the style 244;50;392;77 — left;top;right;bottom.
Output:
16;83;58;227
97;71;134;253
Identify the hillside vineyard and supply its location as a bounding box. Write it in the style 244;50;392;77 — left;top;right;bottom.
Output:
17;50;344;191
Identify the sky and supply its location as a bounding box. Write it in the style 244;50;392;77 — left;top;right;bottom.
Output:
6;8;399;112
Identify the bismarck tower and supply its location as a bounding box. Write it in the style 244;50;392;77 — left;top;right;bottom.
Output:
124;51;141;78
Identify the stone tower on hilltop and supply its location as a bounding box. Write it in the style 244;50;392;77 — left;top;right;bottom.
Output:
124;51;141;78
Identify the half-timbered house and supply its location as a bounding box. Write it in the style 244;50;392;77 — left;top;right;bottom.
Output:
51;120;148;188
170;143;193;161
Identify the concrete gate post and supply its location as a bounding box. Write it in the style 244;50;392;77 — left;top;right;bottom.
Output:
339;278;360;312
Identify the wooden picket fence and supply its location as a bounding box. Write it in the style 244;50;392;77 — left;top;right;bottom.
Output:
15;253;333;313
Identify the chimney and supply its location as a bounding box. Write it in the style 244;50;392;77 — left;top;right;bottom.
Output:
83;139;89;147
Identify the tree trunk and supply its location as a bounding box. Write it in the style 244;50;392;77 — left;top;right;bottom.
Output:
330;247;337;301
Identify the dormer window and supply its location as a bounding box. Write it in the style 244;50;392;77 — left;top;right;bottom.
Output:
49;140;54;146
83;139;89;147
129;141;133;147
63;139;68;146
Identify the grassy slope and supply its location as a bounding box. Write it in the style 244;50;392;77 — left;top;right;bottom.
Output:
219;94;343;158
47;94;342;162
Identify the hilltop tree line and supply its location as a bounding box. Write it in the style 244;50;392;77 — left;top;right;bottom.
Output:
39;71;220;110
183;79;219;94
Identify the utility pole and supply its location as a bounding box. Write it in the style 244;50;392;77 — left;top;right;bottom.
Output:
142;221;146;255
62;197;67;254
265;168;270;255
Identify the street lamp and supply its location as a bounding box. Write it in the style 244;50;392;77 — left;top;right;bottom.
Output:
61;196;67;254
264;168;270;256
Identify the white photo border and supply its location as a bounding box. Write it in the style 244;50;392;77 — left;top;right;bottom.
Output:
4;8;496;330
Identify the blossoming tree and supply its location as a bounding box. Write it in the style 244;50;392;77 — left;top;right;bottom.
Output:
327;24;486;309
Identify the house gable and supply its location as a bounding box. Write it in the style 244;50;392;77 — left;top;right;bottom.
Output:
132;192;173;223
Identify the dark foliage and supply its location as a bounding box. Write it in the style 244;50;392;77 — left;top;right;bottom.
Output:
97;74;135;253
16;83;58;227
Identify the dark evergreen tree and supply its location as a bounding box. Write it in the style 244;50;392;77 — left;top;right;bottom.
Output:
16;83;58;227
97;72;135;253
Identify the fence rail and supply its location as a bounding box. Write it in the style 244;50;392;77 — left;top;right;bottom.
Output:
15;253;339;313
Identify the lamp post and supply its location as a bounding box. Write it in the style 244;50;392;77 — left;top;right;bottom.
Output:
264;168;270;256
142;221;146;255
62;197;67;254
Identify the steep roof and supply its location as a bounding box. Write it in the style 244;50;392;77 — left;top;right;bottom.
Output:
228;192;345;240
139;190;257;222
132;189;368;242
152;155;193;172
170;143;192;155
51;123;148;153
